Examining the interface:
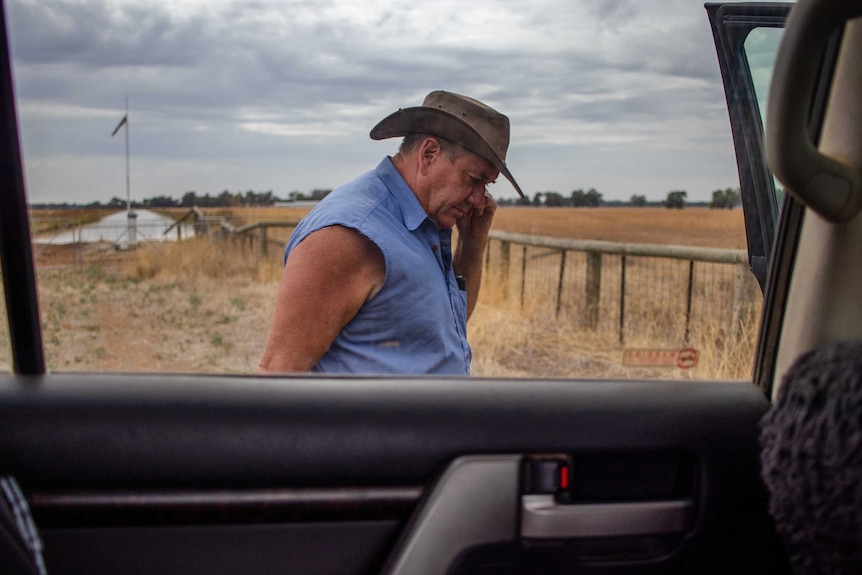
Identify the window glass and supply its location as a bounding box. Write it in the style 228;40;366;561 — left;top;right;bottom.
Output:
745;26;785;205
9;0;776;381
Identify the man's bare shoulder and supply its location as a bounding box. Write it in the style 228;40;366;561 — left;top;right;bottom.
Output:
287;224;385;297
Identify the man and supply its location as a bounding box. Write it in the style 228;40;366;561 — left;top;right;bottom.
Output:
258;91;524;374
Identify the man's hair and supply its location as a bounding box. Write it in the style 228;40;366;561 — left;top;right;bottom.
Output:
398;133;465;162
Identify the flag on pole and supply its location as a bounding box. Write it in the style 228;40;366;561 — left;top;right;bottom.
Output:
111;114;127;137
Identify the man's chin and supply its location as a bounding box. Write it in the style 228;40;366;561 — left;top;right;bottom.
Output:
431;214;457;230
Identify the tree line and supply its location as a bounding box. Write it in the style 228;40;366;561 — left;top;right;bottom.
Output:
31;187;741;210
498;187;741;209
30;189;333;210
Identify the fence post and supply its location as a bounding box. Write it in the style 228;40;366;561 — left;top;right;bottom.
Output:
556;250;567;317
521;245;527;308
684;260;694;343
585;251;601;330
258;225;268;258
500;241;511;300
619;255;626;344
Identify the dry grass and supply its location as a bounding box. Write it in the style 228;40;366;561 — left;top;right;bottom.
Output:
214;205;746;248
38;237;282;373
469;266;758;381
492;207;747;249
29;205;758;379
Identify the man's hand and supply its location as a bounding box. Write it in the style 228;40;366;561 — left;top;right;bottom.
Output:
456;191;497;242
454;191;496;319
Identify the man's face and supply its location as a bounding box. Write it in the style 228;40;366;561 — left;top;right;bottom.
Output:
425;149;499;229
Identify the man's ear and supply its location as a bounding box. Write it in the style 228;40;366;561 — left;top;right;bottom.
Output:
418;137;442;176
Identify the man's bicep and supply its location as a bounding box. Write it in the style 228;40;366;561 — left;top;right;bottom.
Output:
258;226;385;373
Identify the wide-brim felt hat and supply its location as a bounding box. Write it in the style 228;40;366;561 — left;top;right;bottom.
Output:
370;90;525;198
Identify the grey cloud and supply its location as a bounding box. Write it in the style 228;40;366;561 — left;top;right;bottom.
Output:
8;0;747;203
8;1;209;68
586;0;642;26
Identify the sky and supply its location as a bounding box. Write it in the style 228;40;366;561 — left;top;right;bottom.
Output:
6;0;780;205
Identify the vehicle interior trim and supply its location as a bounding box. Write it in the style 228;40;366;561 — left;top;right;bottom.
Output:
520;495;695;539
29;486;423;527
381;455;520;575
773;17;862;390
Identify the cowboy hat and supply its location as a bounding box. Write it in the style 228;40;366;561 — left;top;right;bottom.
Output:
370;91;525;198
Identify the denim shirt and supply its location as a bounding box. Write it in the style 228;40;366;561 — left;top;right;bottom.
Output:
284;157;472;374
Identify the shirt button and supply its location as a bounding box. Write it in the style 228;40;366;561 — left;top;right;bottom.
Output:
432;245;439;251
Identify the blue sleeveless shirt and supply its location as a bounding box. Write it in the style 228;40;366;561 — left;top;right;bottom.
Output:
284;157;472;374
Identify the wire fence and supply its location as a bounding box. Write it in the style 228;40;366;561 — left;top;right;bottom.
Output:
484;231;761;347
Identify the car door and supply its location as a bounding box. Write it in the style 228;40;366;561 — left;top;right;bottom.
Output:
709;0;851;395
707;2;792;293
0;0;830;574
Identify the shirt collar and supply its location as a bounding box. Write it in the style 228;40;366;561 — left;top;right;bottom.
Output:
375;157;430;232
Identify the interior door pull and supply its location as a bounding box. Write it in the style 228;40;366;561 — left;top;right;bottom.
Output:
766;0;862;222
521;495;694;539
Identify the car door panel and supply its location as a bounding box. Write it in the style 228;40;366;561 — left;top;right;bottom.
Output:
42;523;400;575
0;375;786;574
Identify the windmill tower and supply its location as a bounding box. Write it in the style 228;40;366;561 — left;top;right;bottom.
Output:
111;96;136;248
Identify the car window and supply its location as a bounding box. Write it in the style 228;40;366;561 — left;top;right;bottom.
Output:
745;26;785;206
9;0;779;381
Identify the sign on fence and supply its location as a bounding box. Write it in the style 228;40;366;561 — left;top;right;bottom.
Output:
622;348;700;369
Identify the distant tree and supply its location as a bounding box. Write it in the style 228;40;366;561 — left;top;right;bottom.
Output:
515;196;532;206
143;195;178;208
108;196;126;209
180;191;197;207
532;192;544;206
630;194;647;207
585;188;602;207
543;191;567;207
570;189;586;207
218;190;234;206
664;190;687;209
310;188;332;201
710;187;741;209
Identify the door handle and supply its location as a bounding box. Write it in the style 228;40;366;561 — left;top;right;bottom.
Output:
521;494;694;539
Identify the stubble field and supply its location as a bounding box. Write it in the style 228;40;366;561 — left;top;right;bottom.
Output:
28;206;757;380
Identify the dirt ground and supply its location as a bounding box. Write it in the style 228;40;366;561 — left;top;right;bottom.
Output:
37;273;271;373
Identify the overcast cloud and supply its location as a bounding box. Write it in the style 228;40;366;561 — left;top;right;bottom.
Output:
6;0;776;204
